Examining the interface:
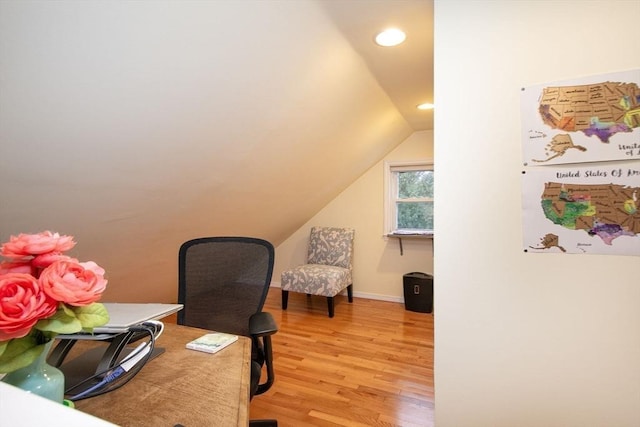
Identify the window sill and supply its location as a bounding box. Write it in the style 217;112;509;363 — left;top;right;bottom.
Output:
386;232;434;255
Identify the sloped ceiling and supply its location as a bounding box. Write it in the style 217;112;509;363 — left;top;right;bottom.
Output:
320;0;433;130
0;0;432;302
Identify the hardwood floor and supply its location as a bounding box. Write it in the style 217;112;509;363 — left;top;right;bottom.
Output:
250;288;434;427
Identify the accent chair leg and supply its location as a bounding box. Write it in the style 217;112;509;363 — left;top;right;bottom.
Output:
327;296;335;318
282;290;289;310
249;421;278;427
347;284;353;303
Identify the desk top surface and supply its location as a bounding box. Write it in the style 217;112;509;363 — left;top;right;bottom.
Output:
73;323;251;427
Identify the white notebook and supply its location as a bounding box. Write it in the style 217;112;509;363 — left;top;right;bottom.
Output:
186;332;238;354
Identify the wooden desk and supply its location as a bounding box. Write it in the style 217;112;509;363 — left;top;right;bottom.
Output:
72;323;251;426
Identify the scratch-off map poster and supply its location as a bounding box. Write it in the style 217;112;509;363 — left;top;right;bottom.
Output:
522;161;640;255
521;69;640;166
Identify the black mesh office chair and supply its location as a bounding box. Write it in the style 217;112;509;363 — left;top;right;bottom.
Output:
178;237;278;427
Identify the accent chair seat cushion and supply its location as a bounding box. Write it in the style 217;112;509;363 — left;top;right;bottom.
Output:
281;264;351;297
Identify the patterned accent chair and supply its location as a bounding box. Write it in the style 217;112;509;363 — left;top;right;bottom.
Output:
280;226;355;318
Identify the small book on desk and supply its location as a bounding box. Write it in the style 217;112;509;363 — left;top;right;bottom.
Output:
186;332;238;354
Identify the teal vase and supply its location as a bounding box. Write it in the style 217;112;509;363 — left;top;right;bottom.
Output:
1;340;65;403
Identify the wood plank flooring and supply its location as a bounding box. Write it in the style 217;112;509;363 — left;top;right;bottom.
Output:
249;288;434;427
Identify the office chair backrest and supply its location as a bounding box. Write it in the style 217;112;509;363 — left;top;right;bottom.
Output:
178;237;275;337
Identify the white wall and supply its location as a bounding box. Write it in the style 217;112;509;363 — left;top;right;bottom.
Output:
0;1;412;304
274;130;433;301
434;1;640;426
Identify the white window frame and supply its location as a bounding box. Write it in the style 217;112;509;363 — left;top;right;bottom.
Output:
384;159;434;236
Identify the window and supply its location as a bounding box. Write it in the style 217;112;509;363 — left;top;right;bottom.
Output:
384;160;434;235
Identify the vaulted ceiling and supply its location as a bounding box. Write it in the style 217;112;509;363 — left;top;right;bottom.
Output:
320;0;433;131
0;0;432;301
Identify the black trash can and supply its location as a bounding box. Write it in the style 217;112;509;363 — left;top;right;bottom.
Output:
403;272;433;313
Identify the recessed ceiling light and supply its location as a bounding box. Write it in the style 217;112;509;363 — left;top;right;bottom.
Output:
375;28;406;47
417;103;434;110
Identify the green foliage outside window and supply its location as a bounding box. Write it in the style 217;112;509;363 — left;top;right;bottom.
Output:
396;170;434;231
398;170;433;198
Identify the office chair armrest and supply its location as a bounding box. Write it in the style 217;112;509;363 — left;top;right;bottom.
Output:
249;311;277;396
249;311;278;337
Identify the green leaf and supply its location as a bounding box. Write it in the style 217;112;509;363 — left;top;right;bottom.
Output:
35;305;82;334
0;340;7;358
0;335;43;373
75;303;110;330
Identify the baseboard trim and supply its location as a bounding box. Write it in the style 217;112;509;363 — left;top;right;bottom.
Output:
270;282;403;304
353;292;403;303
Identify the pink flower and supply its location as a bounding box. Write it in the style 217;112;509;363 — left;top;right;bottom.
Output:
1;231;76;259
32;253;77;269
0;261;33;275
0;273;58;341
39;260;108;306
